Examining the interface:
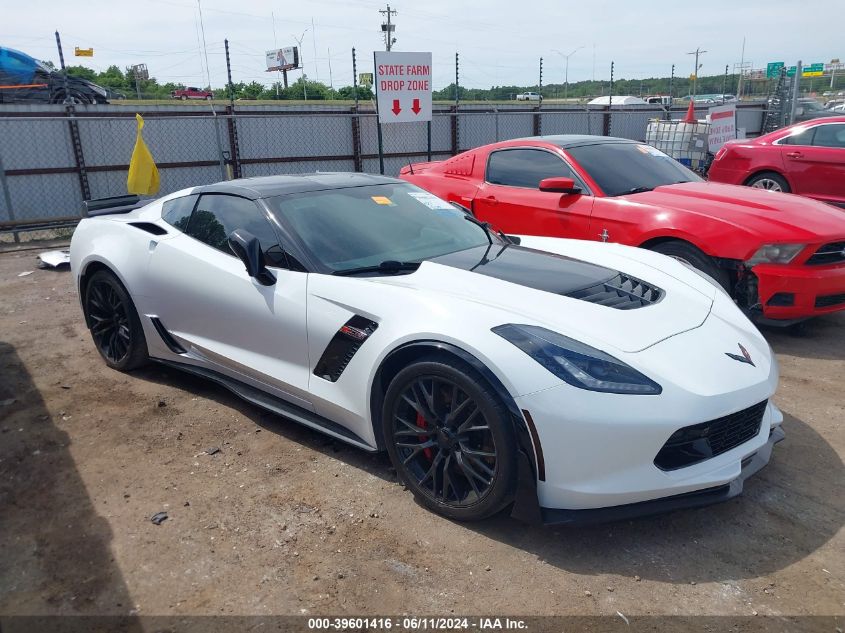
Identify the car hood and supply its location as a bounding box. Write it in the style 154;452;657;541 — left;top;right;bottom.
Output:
367;239;716;354
621;181;845;242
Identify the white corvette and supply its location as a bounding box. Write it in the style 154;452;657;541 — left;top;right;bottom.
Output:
70;173;784;524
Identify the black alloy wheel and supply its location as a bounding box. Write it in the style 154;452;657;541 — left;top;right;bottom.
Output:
384;358;516;521
84;270;149;371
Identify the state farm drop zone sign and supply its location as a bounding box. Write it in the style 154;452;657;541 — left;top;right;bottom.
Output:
374;51;433;123
378;64;431;91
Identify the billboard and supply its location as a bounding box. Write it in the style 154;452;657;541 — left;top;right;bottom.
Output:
266;47;299;72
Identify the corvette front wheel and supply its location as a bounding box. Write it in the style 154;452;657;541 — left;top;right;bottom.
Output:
383;358;516;521
84;269;149;371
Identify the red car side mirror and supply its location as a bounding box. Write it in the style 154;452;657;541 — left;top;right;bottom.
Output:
539;177;581;194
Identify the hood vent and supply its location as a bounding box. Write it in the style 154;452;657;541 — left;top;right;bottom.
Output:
566;273;663;309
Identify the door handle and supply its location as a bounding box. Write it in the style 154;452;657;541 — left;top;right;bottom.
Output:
786;151;803;159
483;196;498;206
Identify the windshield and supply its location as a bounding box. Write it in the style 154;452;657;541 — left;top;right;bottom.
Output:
567;142;701;197
265;183;496;273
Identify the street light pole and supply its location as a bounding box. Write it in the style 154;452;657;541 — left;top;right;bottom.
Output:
553;46;584;100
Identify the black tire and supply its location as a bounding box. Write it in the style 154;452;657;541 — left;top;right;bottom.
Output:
382;357;517;521
84;269;149;371
650;240;730;290
746;171;790;193
50;90;91;105
181;95;188;101
205;95;213;101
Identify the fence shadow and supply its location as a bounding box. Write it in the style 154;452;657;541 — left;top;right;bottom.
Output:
0;342;141;629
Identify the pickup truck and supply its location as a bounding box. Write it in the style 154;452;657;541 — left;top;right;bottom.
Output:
170;87;213;100
515;91;542;101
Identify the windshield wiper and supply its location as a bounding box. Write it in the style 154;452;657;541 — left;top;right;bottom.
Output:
463;213;494;245
333;260;421;276
625;186;654;195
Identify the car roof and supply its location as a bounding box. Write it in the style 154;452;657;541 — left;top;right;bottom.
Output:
195;172;401;200
518;134;638;149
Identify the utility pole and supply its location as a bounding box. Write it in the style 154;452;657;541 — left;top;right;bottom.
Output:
687;47;707;100
380;5;397;51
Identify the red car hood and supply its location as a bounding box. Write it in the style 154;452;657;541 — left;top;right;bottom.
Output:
623;182;845;242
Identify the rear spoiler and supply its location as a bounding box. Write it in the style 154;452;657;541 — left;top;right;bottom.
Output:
84;195;152;217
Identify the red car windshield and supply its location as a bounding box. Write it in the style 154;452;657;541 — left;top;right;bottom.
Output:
567;142;701;197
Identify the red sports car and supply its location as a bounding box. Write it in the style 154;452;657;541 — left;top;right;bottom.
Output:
399;135;845;323
708;116;845;208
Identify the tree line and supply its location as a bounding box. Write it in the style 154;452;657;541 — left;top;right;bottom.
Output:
63;63;836;102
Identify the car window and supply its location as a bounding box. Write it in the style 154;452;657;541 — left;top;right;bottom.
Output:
486;148;576;188
812;124;845;149
186;194;286;267
161;194;198;230
781;127;816;146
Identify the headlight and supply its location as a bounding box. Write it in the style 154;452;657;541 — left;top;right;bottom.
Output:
492;324;662;395
746;243;805;266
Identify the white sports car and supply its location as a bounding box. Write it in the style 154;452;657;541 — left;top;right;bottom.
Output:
70;173;784;524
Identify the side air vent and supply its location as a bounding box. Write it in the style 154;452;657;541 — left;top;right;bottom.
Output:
566;273;663;309
149;317;186;354
129;222;168;236
314;315;379;382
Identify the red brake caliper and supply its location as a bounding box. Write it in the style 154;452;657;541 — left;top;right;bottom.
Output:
415;412;433;460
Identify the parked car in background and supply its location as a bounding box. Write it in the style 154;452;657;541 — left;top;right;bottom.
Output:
400;135;845;324
105;88;126;100
0;46;109;104
170;87;213;100
791;98;840;122
708;116;845;208
516;92;542;101
644;95;673;106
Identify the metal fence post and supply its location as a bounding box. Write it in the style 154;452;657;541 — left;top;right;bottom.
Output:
351;108;363;172
450;105;459;155
225;105;242;179
0;150;19;243
66;106;91;203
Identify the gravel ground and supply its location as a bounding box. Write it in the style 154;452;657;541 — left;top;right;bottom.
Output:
0;247;842;624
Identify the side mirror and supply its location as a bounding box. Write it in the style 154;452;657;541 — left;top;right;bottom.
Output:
539;177;581;195
228;229;276;286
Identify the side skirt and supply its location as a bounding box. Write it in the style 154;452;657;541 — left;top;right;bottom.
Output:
154;358;377;453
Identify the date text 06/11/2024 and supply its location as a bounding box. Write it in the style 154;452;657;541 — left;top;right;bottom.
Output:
307;617;528;630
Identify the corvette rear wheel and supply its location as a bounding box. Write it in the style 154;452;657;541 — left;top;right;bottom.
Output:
650;240;730;291
84;270;149;371
747;172;790;193
383;358;516;521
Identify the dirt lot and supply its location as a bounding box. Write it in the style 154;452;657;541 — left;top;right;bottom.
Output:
0;245;843;623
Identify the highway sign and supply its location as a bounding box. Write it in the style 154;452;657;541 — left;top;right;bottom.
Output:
766;62;784;78
786;66;796;77
374;51;432;124
359;73;373;87
74;47;94;57
802;63;824;77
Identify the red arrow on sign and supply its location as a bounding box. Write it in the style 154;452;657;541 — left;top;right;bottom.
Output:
411;98;421;114
391;99;402;115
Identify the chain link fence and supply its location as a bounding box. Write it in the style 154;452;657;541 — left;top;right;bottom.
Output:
0;102;767;240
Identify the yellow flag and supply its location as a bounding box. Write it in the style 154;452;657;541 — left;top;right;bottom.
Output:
127;113;160;195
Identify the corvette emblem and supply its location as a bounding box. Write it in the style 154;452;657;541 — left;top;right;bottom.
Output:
725;343;755;367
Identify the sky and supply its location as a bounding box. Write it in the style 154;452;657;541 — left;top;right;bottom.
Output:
3;0;842;90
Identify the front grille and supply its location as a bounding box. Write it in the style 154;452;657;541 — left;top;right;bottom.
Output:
654;400;768;471
566;273;663;309
806;241;845;266
815;293;845;309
